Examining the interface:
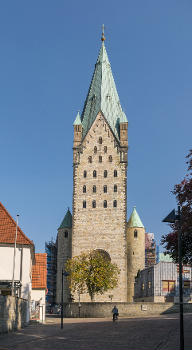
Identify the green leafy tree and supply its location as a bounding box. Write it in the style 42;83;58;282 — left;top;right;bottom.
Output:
161;150;192;264
66;250;120;301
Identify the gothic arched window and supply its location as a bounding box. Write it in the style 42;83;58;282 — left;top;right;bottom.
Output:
83;185;86;193
103;185;107;193
99;137;102;144
103;200;107;208
114;184;117;192
93;170;97;178
114;170;117;177
92;200;96;208
104;170;107;178
93;185;96;193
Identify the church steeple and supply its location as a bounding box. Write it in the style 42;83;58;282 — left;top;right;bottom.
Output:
80;31;127;141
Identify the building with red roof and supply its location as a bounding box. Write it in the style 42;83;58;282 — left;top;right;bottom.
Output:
31;253;47;323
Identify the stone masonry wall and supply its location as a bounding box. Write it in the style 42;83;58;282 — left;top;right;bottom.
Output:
72;113;128;302
64;301;192;318
0;296;28;334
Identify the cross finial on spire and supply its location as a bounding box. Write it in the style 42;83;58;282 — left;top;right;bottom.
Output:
101;24;105;42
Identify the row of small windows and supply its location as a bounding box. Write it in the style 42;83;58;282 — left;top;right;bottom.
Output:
94;145;108;154
83;170;117;178
83;200;117;208
88;155;113;163
83;185;117;193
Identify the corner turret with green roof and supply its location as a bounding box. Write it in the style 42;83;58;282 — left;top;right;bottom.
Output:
127;207;144;228
58;208;72;229
73;111;82;126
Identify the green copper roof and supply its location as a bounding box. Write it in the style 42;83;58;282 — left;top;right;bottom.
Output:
81;42;127;140
59;208;72;229
73;111;82;125
127;207;144;228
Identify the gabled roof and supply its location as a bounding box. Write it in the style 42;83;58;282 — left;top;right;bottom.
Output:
0;202;33;245
127;207;144;228
32;253;47;289
58;208;72;229
81;42;127;141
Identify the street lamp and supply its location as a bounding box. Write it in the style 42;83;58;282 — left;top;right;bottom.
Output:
61;269;69;329
162;205;184;350
11;214;19;296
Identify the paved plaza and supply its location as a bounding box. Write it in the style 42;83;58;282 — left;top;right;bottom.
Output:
0;313;192;350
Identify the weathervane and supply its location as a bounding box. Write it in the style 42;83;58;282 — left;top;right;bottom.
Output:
101;24;105;42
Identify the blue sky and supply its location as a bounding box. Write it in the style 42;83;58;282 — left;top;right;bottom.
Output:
0;1;192;252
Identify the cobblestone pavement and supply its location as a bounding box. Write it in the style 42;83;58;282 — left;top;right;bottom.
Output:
0;313;192;350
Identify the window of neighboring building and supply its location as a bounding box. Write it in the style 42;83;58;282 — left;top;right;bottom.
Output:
92;200;96;208
99;137;102;144
162;280;175;292
104;170;107;178
83;185;86;193
113;200;117;208
94;146;97;154
114;184;117;192
114;170;117;177
93;185;96;193
104;146;107;153
134;230;138;238
93;170;97;178
65;231;68;238
103;200;107;208
84;170;87;178
88;156;92;163
83;201;86;209
103;185;107;193
99;156;102;163
109;155;112;162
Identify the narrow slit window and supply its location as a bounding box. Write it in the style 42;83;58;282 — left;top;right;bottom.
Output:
109;155;112;162
99;156;102;163
83;185;86;193
114;170;117;177
113;200;117;208
134;230;138;238
92;200;96;208
103;200;107;208
83;201;86;209
93;185;96;193
104;146;107;153
88;156;92;163
83;170;87;178
99;137;102;144
93;170;97;178
103;185;107;193
94;146;97;154
64;231;68;238
114;185;117;192
104;170;107;178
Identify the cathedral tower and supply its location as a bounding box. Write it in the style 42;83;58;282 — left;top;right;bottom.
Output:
126;207;145;302
72;32;128;302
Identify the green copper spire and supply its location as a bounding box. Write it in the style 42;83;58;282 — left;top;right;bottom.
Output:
59;208;72;229
73;111;82;126
127;207;144;228
80;34;127;141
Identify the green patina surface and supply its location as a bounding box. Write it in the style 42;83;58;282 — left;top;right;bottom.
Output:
73;111;82;125
76;42;127;140
59;208;72;229
127;207;144;228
